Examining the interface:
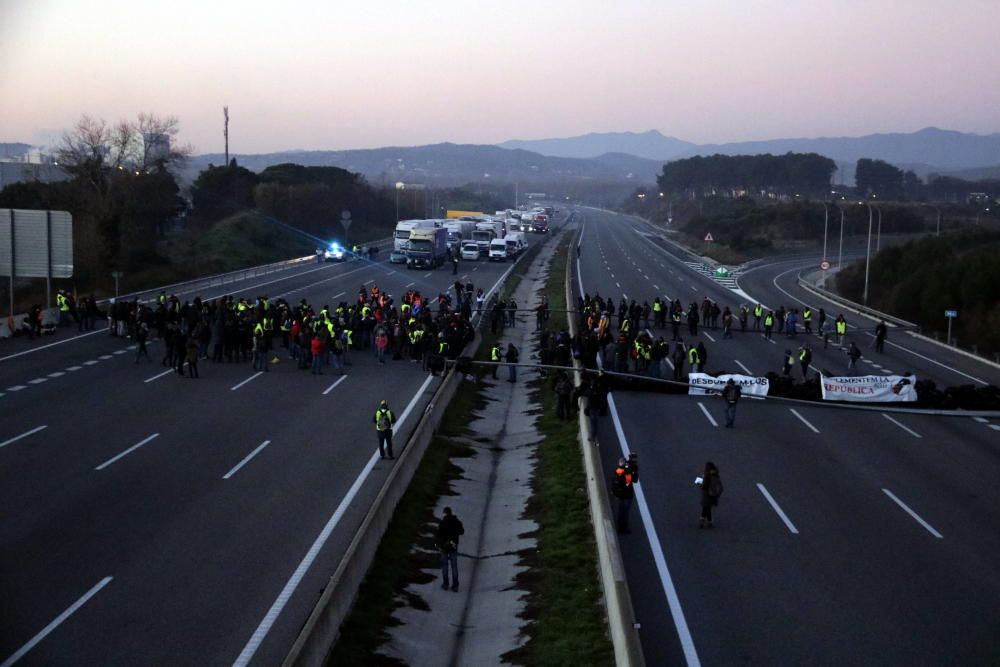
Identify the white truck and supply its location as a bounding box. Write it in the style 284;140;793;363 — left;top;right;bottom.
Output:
504;231;527;257
489;238;509;262
394;219;438;252
472;219;505;256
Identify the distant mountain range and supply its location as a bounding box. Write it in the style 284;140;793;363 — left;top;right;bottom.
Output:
502;127;1000;182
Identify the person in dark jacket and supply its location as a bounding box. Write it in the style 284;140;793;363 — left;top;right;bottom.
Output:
437;507;465;591
612;455;639;533
698;461;723;528
506;343;519;382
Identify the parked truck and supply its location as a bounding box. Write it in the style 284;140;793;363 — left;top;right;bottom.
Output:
472;219;504;256
443;219;476;253
394;219;437;252
406;226;448;269
504;231;527;257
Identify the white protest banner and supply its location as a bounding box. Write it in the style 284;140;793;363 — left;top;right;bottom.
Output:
820;375;918;402
688;373;770;397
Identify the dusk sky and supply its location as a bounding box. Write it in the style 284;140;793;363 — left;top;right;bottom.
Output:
2;0;999;154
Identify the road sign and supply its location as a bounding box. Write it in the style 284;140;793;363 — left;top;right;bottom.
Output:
714;266;731;277
944;310;958;318
704;232;713;242
820;260;831;271
339;210;352;231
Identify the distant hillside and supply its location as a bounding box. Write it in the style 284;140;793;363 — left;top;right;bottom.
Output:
500;130;695;161
939;164;1000;181
499;127;1000;182
182;143;646;187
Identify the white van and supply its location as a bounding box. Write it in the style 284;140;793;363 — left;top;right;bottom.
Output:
460;241;480;261
489;239;508;261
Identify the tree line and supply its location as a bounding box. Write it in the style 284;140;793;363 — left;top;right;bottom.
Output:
657;153;837;197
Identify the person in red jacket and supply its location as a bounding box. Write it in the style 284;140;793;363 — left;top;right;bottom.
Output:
311;335;324;374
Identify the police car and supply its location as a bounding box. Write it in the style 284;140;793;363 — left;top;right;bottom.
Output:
323;243;347;262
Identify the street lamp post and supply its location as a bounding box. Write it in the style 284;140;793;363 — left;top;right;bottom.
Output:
836;201;846;270
863;202;874;305
394;182;405;222
822;202;829;265
874;203;882;253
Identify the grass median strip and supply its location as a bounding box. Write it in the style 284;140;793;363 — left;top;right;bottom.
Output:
503;233;613;666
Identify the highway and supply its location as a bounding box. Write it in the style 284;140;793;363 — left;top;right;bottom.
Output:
0;246;519;665
573;207;1000;665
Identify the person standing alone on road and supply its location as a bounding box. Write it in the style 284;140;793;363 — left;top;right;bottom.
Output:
698;461;723;528
612;456;638;533
374;399;396;459
506;343;519;382
438;507;465;591
847;341;862;373
874;320;888;353
721;379;741;427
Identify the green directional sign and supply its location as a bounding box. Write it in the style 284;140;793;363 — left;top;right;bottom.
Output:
714;266;731;278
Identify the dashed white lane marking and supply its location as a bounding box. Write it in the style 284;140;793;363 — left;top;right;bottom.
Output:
98;354;113;360
7;385;27;392
322;375;348;396
423;272;432;278
230;372;263;392
83;360;98;366
702;332;716;343
689;285;697;292
233;372;436;667
28;378;47;385
789;408;820;433
757;484;800;534
364;279;374;285
332;291;345;299
0;576;113;667
882;488;943;539
461;274;468;280
882;413;922;438
654;284;660;290
973;417;988;423
616;282;621;288
734;360;753;375
144;369;175;384
990;424;1000;432
95;433;160;470
223;440;272;480
0;425;48;450
697;401;718;427
113;349;127;355
405;282;415;288
66;366;82;371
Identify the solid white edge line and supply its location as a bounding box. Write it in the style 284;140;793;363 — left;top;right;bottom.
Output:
882;488;943;539
0;576;113;667
144;369;175;383
702;332;716;343
697;401;718;427
322;375;348;396
94;433;159;471
608;392;702;667
881;413;922;438
734;360;753;375
789;408;820;434
230;371;263;392
223;440;271;479
756;483;800;534
0;328;105;362
0;425;48;450
232;373;436;667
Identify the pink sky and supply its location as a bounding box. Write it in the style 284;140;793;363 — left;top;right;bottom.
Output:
2;0;999;154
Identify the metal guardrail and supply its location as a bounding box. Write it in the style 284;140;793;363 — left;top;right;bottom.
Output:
795;268;918;329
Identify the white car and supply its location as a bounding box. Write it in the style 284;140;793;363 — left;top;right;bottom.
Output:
460;241;480;261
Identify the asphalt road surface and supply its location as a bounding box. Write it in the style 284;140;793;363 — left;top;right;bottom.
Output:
573;207;1000;666
0;240;532;666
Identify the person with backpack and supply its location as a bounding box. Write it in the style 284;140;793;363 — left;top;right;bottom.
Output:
612;455;639;534
847;341;862;373
553;371;573;420
698;461;723;528
720;379;741;428
506;343;519;382
374;399;396;459
438;507;465;591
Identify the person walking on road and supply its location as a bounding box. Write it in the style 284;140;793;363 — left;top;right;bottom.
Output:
835;314;848;345
672;341;686;381
698;461;723;528
847;341;862;373
874;320;888;353
612;455;639;534
452;254;459;275
798;344;812;379
721;379;741;427
438;507;465;591
490;343;503;379
374;399;396;459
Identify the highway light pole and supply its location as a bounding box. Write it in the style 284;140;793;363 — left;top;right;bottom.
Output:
822;202;829;265
874;202;882;253
863;202;874;305
835;200;846;270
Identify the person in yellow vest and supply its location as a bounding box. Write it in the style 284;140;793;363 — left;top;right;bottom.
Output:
374;399;396;459
753;304;764;329
763;311;775;340
802;307;812;334
835;315;847;344
652;298;664;328
688;344;701;373
490;343;503;379
56;291;70;326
